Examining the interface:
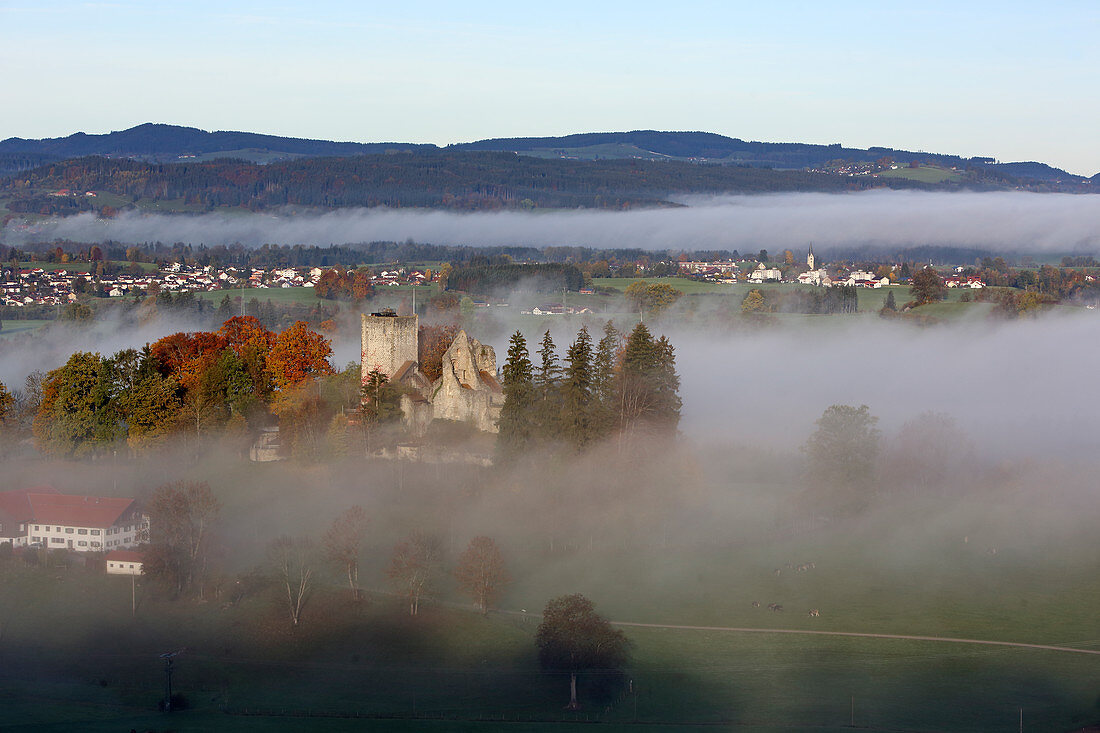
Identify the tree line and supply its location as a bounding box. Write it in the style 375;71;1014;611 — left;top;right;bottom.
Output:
27;316;342;458
497;321;680;458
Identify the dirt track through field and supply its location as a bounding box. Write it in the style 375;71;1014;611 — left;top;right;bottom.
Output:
606;620;1100;656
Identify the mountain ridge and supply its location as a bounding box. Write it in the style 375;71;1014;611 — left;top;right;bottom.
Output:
1;124;1091;184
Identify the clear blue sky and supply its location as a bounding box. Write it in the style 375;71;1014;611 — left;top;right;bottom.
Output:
2;1;1097;174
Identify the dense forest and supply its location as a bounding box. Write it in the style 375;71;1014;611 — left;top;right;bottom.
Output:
1;152;940;215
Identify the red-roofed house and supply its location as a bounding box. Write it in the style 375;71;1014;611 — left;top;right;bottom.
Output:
0;487;60;548
26;493;148;552
105;549;145;575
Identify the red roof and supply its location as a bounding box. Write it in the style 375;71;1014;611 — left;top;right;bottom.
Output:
26;493;138;528
0;487;59;526
105;550;144;563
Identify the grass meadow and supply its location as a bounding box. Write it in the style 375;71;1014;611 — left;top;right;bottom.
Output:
1;447;1098;732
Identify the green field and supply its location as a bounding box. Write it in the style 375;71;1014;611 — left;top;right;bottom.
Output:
2;445;1098;732
878;165;963;184
15;260;159;273
0;319;51;337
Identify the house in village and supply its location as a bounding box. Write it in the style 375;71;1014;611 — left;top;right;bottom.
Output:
361;311;504;435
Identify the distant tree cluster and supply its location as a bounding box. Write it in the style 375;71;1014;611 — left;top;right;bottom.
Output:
497;322;680;459
313;267;373;300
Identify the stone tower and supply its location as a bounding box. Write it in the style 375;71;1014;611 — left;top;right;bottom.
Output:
807;243;816;270
361;312;418;383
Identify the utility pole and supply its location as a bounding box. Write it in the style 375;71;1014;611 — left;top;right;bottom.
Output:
160;649;183;711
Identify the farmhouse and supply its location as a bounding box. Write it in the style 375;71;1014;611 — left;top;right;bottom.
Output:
0;487;59;548
24;493;148;552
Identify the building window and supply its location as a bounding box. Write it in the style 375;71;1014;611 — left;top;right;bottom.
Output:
91;542;101;548
50;537;64;544
91;529;101;535
65;528;74;534
34;525;40;531
78;529;88;535
31;536;41;543
78;541;87;547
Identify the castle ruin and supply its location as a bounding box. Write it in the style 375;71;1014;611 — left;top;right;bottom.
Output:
361;311;503;434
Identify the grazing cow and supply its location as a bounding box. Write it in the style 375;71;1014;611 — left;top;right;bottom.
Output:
751;601;760;607
768;603;783;612
808;609;820;617
773;568;782;576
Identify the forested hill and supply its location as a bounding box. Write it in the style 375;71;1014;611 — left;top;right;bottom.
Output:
0;123;434;167
1;125;1092;186
1;151;949;214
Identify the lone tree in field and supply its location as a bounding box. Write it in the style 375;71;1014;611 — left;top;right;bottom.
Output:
453;536;510;614
535;594;630;710
269;535;315;627
909;267;946;305
387;531;443;616
323;505;369;601
802;404;881;515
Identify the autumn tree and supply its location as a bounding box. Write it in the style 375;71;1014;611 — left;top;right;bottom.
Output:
909;267;946;305
33;352;125;457
269;536;315;626
453;536;510;614
387;531;443;616
268;321;334;391
417;324;459;381
624;281;682;317
323;506;369;600
535;594;630;710
741;289;768;314
0;381;13;425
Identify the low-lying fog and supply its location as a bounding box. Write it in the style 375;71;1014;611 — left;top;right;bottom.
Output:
5;307;1098;461
7;190;1100;252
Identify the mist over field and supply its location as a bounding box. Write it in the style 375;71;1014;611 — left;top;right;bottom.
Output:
7;190;1100;253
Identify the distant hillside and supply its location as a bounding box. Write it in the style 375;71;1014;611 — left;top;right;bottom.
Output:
1;125;1094;188
0;151;944;215
0;123;435;168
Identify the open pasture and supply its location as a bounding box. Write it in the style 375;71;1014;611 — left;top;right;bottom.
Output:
1;452;1097;733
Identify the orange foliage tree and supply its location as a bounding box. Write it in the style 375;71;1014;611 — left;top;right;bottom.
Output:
268;321;335;391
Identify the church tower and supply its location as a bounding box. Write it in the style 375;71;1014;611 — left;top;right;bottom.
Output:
807;243;816;270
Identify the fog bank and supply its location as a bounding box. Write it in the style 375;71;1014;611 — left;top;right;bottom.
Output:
6;191;1100;253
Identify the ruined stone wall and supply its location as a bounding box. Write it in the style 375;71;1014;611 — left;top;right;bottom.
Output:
361;314;418;382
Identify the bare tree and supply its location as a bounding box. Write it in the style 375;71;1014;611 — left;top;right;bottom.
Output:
146;481;220;597
269;536;314;627
387;531;442;616
453;536;510;614
323;506;368;600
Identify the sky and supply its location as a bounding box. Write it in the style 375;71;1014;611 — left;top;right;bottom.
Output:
1;1;1098;175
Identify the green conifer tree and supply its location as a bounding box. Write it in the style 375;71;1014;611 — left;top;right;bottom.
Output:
561;326;595;451
497;331;536;459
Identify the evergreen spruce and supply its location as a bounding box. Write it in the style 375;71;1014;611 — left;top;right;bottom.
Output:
561;326;595;451
497;331;536;459
534;330;563;438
